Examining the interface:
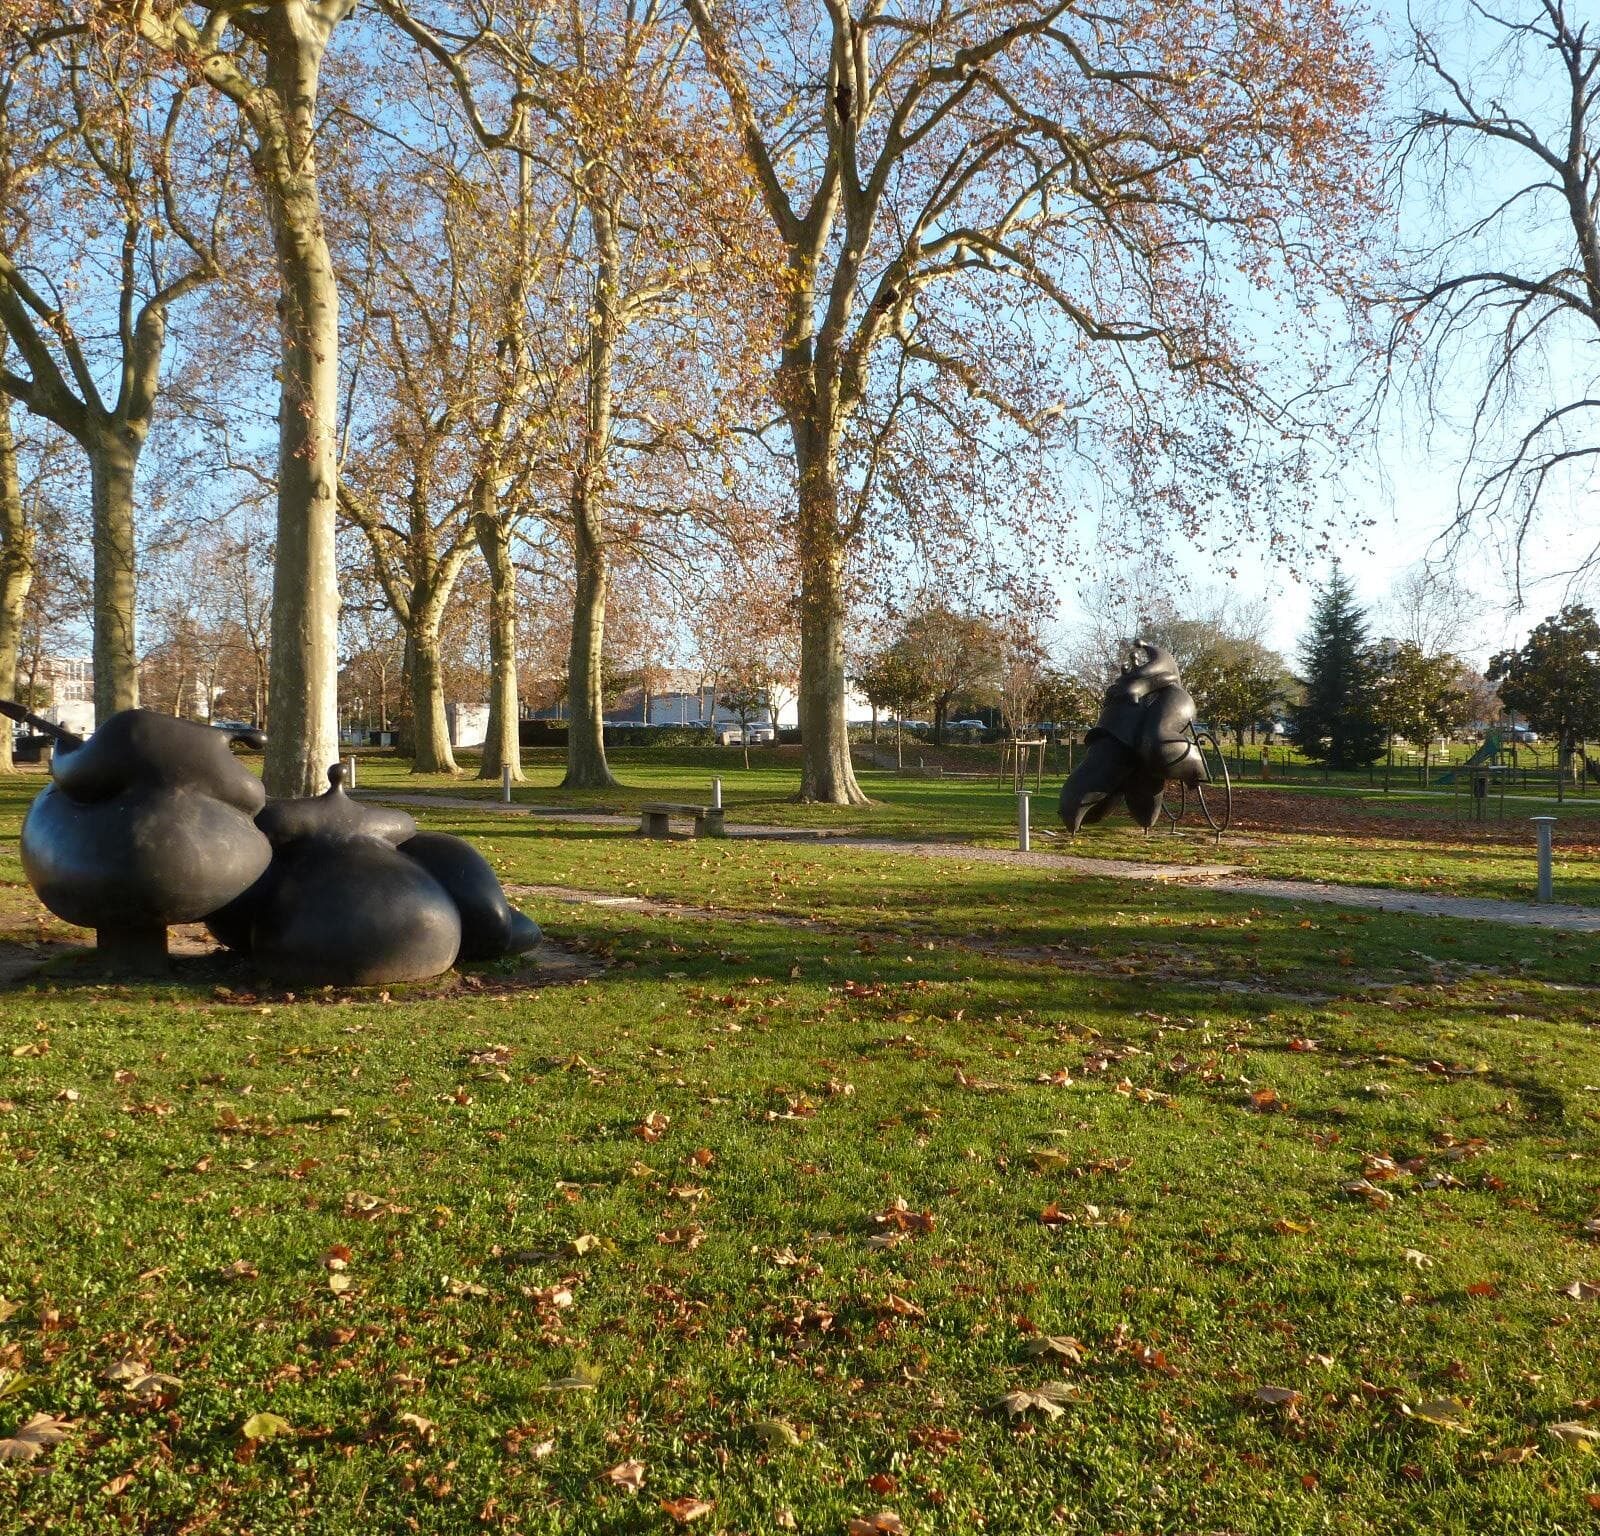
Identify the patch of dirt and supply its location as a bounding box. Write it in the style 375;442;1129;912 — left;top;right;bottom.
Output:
1228;786;1600;850
0;923;601;993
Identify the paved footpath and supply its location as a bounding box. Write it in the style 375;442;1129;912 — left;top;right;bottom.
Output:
359;792;1600;933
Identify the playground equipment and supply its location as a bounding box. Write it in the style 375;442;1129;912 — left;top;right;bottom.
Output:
1435;730;1503;786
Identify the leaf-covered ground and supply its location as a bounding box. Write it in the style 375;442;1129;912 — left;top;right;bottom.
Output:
340;748;1600;905
3;782;1600;1532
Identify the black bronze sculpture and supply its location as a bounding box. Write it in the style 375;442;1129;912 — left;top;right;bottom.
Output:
9;703;271;970
1059;641;1220;834
207;764;540;984
7;703;540;983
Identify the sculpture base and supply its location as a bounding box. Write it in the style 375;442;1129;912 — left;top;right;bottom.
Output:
95;925;170;975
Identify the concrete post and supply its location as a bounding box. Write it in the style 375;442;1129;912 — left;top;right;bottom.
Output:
501;764;513;804
711;777;722;810
1532;815;1556;902
1017;790;1031;852
345;756;356;789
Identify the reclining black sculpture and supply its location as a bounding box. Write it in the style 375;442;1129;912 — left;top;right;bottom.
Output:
1058;640;1207;833
207;763;540;985
7;703;540;983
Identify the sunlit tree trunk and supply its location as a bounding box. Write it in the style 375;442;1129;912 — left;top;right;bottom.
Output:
86;428;141;716
408;607;457;774
257;16;346;796
475;496;523;783
790;400;866;805
562;201;621;792
0;389;32;772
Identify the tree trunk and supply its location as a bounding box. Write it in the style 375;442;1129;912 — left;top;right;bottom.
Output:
87;429;141;719
475;504;524;783
409;618;457;774
563;506;617;789
259;12;344;798
793;425;866;805
0;391;32;773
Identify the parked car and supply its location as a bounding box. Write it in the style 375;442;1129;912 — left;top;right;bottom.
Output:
949;718;987;733
744;723;776;745
1508;725;1540;744
715;726;743;746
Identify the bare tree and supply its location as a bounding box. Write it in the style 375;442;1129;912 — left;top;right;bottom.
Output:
1378;562;1482;656
124;0;359;794
685;0;1380;803
0;25;235;716
1388;1;1600;590
379;0;774;791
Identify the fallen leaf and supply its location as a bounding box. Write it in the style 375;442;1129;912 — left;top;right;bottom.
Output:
395;1411;436;1442
748;1418;802;1448
240;1411;293;1442
1251;1385;1303;1411
1560;1280;1600;1302
0;1413;74;1463
1548;1421;1600;1451
1403;1249;1433;1270
659;1495;713;1523
1022;1335;1084;1365
540;1369;599;1392
847;1512;905;1535
606;1458;646;1492
217;1259;259;1283
1402;1397;1470;1431
635;1112;670;1143
990;1381;1077;1419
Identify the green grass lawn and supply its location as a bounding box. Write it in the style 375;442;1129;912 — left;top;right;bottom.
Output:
345;745;1600;906
3;778;1600;1533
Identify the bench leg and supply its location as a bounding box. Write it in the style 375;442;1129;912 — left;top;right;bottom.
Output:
695;812;726;838
641;811;671;838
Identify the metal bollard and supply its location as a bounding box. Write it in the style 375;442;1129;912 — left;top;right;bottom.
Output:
346;756;357;789
1017;789;1031;852
1532;815;1556;902
711;777;722;810
501;764;513;804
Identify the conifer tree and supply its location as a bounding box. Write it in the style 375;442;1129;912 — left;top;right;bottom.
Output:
1291;569;1385;769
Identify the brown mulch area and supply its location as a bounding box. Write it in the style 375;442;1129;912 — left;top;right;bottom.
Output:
1225;786;1600;851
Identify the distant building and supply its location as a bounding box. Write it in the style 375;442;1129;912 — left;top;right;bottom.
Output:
27;656;96;736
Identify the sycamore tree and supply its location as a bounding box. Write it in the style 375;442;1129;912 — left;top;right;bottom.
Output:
113;0;360;795
0;21;237;716
0;359;32;770
685;0;1381;802
379;0;774;791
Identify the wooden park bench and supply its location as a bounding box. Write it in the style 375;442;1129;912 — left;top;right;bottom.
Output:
638;802;726;839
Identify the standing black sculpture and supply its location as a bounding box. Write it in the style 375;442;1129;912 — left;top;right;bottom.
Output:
6;702;541;984
7;703;272;970
1059;640;1209;833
